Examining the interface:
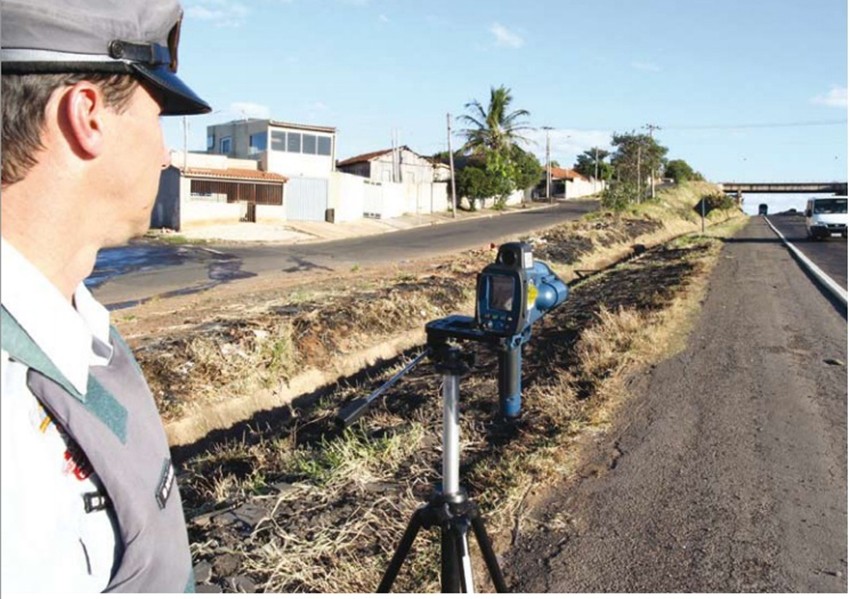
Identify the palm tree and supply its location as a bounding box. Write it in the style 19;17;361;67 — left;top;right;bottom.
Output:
457;85;532;154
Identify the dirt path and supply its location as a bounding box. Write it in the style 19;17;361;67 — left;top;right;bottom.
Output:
504;218;848;592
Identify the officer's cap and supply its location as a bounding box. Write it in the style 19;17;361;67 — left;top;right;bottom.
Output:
1;0;211;115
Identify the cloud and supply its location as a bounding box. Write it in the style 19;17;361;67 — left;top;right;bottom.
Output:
490;23;524;49
811;85;848;108
229;102;271;119
185;0;249;27
631;61;661;72
378;14;390;23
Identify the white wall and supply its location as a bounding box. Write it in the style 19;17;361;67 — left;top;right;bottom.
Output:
256;204;288;222
264;150;333;179
328;172;448;220
328;171;366;222
564;177;605;198
461;189;524;210
181;199;244;228
169;151;259;171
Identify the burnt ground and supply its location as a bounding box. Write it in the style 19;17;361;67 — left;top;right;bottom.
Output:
161;224;716;592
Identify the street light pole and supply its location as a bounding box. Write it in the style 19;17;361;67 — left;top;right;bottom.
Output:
447;113;457;218
544;127;552;202
643;123;661;199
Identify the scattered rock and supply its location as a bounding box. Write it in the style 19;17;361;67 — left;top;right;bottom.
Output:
228;575;258;593
212;553;241;577
233;502;270;528
193;560;213;584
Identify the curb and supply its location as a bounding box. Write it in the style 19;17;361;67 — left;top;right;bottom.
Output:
286;198;588;245
764;216;848;306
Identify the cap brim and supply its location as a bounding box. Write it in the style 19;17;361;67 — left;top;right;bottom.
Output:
132;63;211;116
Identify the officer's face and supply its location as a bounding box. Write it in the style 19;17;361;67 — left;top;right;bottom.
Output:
99;83;170;245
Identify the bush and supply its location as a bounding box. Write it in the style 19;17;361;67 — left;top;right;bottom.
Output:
695;192;735;215
601;182;641;211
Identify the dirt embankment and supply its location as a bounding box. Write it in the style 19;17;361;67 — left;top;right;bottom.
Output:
117;183;745;592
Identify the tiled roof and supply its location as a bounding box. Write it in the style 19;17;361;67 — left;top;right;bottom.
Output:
548;166;587;181
181;167;287;182
337;145;415;167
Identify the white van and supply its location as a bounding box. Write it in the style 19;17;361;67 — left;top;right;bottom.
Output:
805;195;847;239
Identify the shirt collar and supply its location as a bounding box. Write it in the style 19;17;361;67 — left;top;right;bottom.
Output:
1;237;113;394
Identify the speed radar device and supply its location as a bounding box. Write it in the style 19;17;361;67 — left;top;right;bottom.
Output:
476;242;569;341
335;241;569;593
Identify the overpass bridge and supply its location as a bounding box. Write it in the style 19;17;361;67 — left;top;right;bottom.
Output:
719;181;848;195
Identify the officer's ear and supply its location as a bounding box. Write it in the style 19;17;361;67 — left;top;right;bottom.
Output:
59;81;108;159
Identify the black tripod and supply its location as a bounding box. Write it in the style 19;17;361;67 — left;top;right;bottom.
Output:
377;344;508;593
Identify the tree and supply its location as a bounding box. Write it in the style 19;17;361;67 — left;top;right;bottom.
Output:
610;131;668;199
574;147;613;180
510;145;543;193
455;86;536;208
664;159;702;184
457;85;532;154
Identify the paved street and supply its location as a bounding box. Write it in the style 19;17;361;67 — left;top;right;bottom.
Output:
91;200;597;308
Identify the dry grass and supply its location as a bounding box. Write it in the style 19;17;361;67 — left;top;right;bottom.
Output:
163;187;750;592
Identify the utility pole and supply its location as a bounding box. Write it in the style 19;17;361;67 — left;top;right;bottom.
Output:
547;131;551;203
594;146;599;181
446;113;457;219
636;142;642;204
182;115;188;170
643;123;661;198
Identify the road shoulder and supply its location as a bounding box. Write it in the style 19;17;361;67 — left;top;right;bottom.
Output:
504;218;848;592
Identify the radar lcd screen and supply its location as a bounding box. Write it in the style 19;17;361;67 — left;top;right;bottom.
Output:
489;275;514;311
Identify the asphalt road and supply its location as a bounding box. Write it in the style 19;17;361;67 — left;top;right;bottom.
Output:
92;200;597;308
766;213;847;289
505;217;847;592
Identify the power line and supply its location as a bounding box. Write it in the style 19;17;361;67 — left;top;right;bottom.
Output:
661;119;847;131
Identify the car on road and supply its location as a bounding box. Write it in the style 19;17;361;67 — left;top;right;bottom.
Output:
758;203;768;215
805;195;847;239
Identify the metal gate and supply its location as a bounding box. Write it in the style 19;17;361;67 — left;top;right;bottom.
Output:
363;180;384;219
285;177;329;221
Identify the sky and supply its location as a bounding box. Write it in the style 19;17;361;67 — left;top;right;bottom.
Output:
164;0;848;212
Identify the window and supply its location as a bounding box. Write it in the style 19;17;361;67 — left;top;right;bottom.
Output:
220;137;231;154
287;132;301;153
249;132;267;153
271;130;286;152
317;136;332;156
206;133;215;152
302;134;317;154
268;129;332;155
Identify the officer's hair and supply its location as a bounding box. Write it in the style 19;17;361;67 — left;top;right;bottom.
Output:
1;73;138;185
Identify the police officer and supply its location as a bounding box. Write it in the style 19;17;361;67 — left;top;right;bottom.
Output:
1;0;211;592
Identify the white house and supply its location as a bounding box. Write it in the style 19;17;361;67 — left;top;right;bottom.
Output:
152;151;287;231
336;146;438;184
535;166;606;199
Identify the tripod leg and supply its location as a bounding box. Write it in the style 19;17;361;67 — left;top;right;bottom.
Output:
377;508;426;593
470;513;508;592
455;521;476;593
440;520;462;593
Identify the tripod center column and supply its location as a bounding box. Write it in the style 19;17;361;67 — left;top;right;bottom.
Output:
442;373;461;497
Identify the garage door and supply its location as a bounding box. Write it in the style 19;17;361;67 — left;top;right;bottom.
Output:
285;177;328;221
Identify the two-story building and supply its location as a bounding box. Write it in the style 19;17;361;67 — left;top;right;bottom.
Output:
207;119;337;221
